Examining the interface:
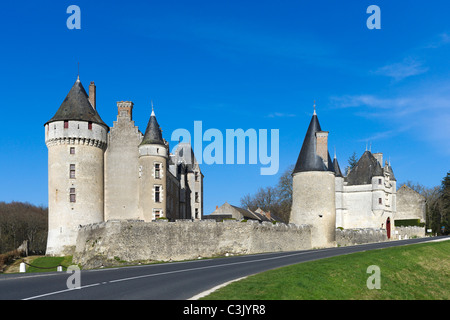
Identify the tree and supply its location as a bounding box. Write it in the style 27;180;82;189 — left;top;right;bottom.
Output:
240;165;294;223
0;202;48;254
345;152;358;176
438;171;450;234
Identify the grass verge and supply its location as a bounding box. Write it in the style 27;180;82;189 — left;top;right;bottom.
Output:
24;256;74;273
203;240;450;300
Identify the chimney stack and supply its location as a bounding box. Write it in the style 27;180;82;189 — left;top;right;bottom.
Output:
89;82;96;110
117;101;134;120
373;153;383;167
315;131;329;167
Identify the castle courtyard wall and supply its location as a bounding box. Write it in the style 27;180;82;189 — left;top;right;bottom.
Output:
336;228;388;247
73;219;312;269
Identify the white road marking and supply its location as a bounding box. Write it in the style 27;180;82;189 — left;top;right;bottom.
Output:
22;250;323;300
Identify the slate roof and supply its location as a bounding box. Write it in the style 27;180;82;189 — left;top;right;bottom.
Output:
384;163;397;181
346;151;383;185
293;113;334;174
140;109;164;146
45;77;108;129
333;157;343;178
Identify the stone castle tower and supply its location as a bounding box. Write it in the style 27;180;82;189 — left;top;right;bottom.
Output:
290;107;336;248
45;77;203;256
44;77;108;255
290;104;399;247
138;106;169;221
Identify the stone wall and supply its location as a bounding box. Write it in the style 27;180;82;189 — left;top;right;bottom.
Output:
73;219;312;269
396;185;426;222
392;226;425;240
336;228;387;247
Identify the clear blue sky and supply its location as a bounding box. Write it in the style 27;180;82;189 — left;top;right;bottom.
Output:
0;1;449;215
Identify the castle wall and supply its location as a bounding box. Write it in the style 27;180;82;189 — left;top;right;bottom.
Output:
392;226;426;239
73;220;312;269
395;185;426;222
104;113;142;221
335;176;345;228
336;228;387;246
342;185;384;229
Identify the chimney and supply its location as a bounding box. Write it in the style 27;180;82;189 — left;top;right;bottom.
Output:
89;82;96;110
373;153;383;167
315;131;329;167
117;101;134;120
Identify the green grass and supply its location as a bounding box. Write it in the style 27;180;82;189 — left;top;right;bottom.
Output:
25;256;74;273
203;241;450;300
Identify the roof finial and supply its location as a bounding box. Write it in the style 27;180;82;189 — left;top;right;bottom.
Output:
313;100;316;115
151;100;155;116
77;62;80;81
334;146;336;159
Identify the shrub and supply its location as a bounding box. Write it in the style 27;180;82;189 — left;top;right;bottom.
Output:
0;250;24;272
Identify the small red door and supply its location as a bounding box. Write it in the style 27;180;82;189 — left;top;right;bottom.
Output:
386;217;391;239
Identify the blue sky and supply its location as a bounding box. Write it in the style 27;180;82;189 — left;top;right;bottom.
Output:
0;1;449;215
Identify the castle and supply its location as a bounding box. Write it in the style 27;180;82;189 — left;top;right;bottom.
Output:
45;77;203;256
45;76;425;261
290;107;398;247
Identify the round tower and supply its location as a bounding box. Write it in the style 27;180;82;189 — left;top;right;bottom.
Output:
44;77;108;256
138;105;168;221
290;107;336;248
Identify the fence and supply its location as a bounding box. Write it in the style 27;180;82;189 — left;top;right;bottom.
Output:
19;259;69;273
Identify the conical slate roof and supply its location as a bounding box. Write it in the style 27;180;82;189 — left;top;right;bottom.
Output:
140;108;164;146
384;162;397;181
333;157;343;178
293;113;329;174
346;151;383;185
45;77;108;129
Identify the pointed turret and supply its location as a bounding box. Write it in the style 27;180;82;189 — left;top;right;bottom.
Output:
290;103;336;248
140;103;164;146
293;107;334;173
138;102;168;222
333;156;343;178
45;77;108;129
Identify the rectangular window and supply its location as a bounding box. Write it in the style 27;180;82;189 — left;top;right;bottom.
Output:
195;192;199;203
88;122;93;130
70;147;75;154
155;163;160;179
378;178;382;185
70;164;76;179
155;186;160;203
378;198;382;205
64;121;69;129
153;210;161;220
195;208;199;219
70;188;76;203
195;172;199;182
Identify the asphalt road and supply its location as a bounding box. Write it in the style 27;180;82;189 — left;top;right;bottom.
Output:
0;236;448;300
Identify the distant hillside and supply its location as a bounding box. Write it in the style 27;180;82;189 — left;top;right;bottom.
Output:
0;202;48;254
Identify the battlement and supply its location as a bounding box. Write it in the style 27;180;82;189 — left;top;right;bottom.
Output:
45;120;108;150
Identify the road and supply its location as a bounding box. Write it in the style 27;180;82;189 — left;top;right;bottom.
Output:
0;236;448;300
